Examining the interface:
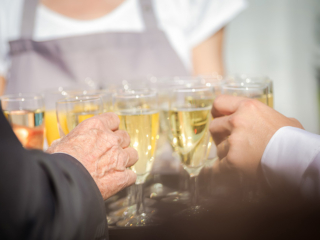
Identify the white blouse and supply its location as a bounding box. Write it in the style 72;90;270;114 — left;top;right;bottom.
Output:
262;126;320;199
0;0;247;75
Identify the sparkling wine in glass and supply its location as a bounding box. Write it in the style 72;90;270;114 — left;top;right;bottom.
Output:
114;88;160;227
56;95;103;137
1;93;45;150
222;81;270;106
226;74;273;108
169;85;214;214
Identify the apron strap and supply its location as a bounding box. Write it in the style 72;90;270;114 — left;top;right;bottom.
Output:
139;0;158;30
20;0;38;39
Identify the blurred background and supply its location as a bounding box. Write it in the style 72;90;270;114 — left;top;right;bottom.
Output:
225;0;320;133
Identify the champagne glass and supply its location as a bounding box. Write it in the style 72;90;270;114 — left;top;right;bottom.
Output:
198;76;225;163
56;95;103;137
149;76;204;203
44;89;69;146
197;76;225;200
226;74;273;108
169;85;214;214
1;93;45;150
65;89;113;112
114;88;160;227
222;81;270;203
222;81;269;105
43;87;89;146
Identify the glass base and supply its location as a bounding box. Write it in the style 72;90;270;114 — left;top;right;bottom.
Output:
116;209;159;227
109;198;157;217
109;204;137;219
161;191;190;204
108;196;130;211
106;215;120;225
104;195;120;204
175;205;208;219
108;196;156;211
145;183;176;199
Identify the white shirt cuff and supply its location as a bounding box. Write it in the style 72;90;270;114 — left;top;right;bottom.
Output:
261;126;320;191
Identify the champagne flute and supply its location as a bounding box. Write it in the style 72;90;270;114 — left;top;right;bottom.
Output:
169;85;214;214
149;76;204;203
114;88;160;227
43;87;89;146
197;76;225;200
147;77;187;201
226;74;273;108
222;81;270;203
56;95;103;137
65;89;113;112
222;81;269;105
1;93;45;150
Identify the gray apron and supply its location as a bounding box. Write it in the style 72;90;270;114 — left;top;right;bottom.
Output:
6;0;189;94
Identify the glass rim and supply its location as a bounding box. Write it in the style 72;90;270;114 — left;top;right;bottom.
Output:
0;93;43;102
64;89;112;97
43;87;90;94
222;82;268;91
172;85;214;93
226;74;271;83
56;95;102;104
113;88;157;99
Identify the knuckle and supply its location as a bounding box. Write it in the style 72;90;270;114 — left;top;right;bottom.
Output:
226;152;236;166
110;133;122;145
103;131;121;146
88;117;105;129
89;128;105;141
117;150;129;168
116;130;130;145
121;130;131;142
240;99;258;110
106;112;120;126
126;170;137;185
213;95;224;107
228;115;242;128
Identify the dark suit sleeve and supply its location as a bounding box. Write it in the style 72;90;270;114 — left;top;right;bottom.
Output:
0;107;108;240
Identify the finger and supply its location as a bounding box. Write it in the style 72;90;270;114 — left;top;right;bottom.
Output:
99;169;136;200
288;117;304;129
212;95;248;118
46;138;61;153
95;146;138;176
216;138;230;160
218;156;233;173
123;147;139;167
90;112;120;131
113;130;131;148
209;115;232;146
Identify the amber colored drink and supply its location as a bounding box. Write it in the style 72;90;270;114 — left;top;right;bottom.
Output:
45;109;60;146
4;109;45;149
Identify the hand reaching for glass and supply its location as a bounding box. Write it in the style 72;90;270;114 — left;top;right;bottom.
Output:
47;112;138;200
210;95;303;177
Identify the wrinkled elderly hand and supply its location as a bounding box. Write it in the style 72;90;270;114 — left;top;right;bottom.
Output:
210;95;303;177
47;113;138;200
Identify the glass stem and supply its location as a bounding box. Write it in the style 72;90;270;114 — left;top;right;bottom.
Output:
135;184;145;215
128;185;136;206
153;174;161;183
190;175;199;207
